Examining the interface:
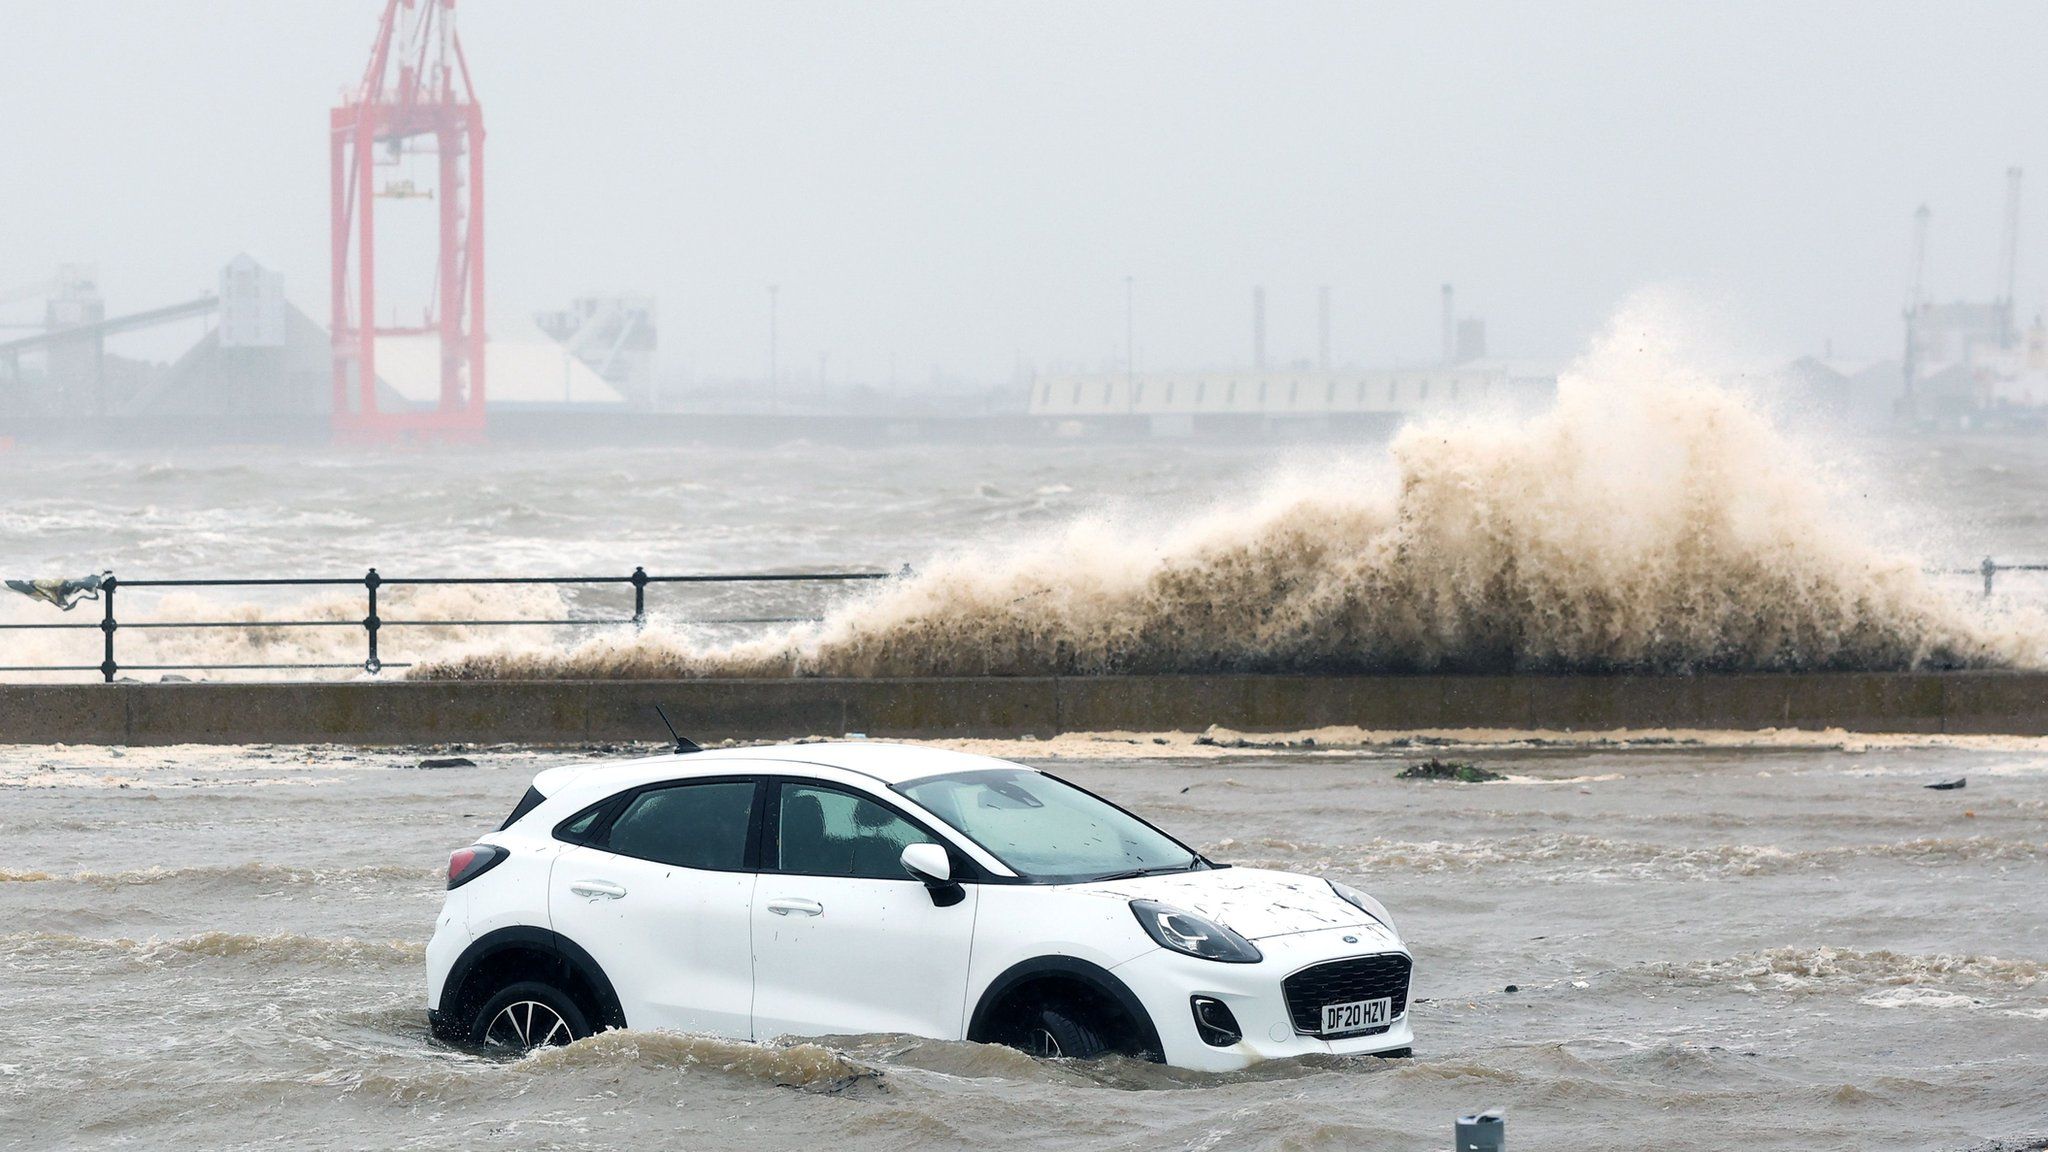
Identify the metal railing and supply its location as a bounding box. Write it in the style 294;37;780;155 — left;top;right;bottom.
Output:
3;557;2041;683
0;566;898;681
1937;557;2048;597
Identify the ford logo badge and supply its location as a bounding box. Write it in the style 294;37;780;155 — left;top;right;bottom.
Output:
1343;935;1358;943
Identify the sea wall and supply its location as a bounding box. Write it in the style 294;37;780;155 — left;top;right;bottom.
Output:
3;672;2047;746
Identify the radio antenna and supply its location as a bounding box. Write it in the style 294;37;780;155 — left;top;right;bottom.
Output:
652;704;701;754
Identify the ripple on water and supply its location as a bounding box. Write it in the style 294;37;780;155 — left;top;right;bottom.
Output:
1;930;425;969
1647;946;2045;993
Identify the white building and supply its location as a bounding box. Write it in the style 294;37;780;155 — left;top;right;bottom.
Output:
1028;363;1554;434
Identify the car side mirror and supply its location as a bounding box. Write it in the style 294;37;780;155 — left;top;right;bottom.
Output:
900;843;965;908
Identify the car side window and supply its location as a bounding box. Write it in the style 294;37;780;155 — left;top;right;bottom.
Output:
558;805;606;842
777;783;936;880
601;780;755;871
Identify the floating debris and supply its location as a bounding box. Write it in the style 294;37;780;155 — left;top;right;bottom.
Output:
1397;757;1505;783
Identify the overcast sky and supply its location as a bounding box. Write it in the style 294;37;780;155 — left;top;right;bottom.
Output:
5;1;2047;383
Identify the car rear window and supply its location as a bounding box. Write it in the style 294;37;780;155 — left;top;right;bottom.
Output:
603;780;755;871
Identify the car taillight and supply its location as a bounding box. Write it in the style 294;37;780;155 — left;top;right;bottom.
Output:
447;844;509;890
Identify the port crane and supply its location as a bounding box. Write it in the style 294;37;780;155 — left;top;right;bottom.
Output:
331;0;486;441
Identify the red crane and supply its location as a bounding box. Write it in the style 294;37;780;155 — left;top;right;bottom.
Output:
330;0;485;442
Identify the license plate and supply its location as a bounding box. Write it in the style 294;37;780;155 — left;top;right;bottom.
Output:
1321;996;1392;1035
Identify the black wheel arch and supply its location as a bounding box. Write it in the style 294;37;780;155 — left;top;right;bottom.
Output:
435;926;627;1041
968;955;1164;1061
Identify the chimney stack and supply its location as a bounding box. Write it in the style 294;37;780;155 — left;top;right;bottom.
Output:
1317;285;1331;371
1440;283;1455;365
1253;285;1267;369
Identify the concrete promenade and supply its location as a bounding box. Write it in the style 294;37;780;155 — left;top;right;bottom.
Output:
3;672;2047;745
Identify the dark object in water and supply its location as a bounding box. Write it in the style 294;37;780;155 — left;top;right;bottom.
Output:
1455;1109;1505;1152
1926;777;1967;791
419;757;477;769
1504;984;1519;993
1398;757;1505;783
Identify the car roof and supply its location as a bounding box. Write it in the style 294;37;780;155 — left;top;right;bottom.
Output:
511;741;1037;879
537;740;1032;796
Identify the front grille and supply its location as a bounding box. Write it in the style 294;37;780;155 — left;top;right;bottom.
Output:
1283;953;1413;1036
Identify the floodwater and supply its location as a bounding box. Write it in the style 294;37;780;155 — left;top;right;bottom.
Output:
3;733;2043;1151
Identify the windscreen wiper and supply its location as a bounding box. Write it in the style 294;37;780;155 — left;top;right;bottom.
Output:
1087;864;1195;883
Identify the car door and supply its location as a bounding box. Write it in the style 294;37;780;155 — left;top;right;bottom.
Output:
549;777;762;1038
750;779;980;1042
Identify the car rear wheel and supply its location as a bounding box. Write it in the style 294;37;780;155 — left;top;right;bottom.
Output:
470;980;591;1052
1020;1006;1108;1060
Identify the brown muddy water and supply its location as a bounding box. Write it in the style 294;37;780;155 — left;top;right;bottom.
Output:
2;733;2044;1151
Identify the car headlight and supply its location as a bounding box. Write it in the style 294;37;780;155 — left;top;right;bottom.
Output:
1328;879;1398;936
1129;899;1262;963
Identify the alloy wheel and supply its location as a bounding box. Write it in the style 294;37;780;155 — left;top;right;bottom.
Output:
484;999;572;1050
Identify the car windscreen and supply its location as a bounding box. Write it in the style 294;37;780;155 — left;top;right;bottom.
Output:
894;768;1197;883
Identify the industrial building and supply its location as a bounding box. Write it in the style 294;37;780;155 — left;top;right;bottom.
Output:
1031;282;1555;436
1029;364;1555;436
1898;169;2048;428
0;256;631;437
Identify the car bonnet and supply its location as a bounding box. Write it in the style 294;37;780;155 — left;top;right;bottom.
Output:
1085;867;1399;944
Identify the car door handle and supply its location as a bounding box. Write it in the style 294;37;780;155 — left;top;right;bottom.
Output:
569;880;627;900
766;897;823;917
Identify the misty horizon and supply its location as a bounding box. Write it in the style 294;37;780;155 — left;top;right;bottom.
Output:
6;1;2048;386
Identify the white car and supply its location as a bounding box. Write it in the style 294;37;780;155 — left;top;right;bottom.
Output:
426;742;1413;1072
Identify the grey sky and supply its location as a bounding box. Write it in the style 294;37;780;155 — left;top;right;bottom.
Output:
5;1;2046;382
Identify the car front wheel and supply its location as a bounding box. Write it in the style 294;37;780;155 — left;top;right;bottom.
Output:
470;979;591;1052
1021;1006;1108;1060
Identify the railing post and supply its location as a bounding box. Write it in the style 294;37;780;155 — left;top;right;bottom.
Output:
1982;556;1997;598
98;574;119;683
631;565;649;630
363;567;383;674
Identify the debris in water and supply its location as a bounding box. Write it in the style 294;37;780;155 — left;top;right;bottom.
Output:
778;1070;888;1096
1397;758;1504;783
1953;1138;2048;1152
1925;777;1966;791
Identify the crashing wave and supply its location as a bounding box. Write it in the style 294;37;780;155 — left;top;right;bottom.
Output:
415;300;2031;681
